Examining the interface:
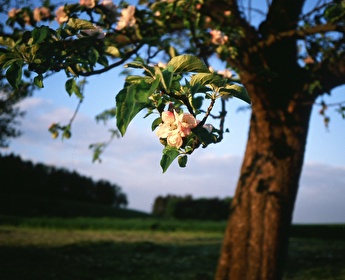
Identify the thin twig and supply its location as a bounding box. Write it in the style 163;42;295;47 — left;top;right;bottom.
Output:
199;98;216;126
68;99;83;127
217;98;227;143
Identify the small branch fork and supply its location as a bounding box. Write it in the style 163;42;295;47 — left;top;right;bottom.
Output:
317;99;345;107
200;98;228;143
249;23;345;53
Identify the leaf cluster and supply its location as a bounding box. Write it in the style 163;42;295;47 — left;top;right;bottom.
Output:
116;54;250;172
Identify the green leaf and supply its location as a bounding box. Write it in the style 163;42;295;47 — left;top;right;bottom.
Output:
89;142;104;163
170;79;181;91
62;125;72;139
167;54;209;73
190;72;223;87
0;36;15;48
105;46;120;57
6;60;23;88
161;65;175;91
151;117;162;131
1;56;22;69
178;155;188;168
116;78;160;135
168;45;176;58
67;18;95;30
220;83;251;104
126;75;155;85
152;67;165;91
125;61;145;69
125;61;155;76
324;3;345;22
65;78;83;99
66;65;78;76
34;74;44;88
193;126;218;147
32;26;49;44
95;108;116;124
192;96;204;110
88;47;99;66
98;55;108;67
65;78;75;96
160;146;180;172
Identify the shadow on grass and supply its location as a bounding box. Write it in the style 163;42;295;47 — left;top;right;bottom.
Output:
0;241;219;280
284;238;345;280
1;237;345;280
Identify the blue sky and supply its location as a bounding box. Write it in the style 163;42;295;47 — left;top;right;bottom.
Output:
1;0;345;223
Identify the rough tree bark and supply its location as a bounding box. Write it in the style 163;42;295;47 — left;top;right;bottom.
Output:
215;81;314;279
212;1;317;278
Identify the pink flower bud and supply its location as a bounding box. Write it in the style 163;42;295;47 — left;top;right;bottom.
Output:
161;111;175;124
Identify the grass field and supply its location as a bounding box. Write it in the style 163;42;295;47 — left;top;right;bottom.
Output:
0;216;344;280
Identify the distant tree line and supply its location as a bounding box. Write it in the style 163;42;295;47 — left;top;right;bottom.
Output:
152;194;232;221
0;154;127;208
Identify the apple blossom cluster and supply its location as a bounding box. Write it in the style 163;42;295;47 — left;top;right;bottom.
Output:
56;1;135;29
116;5;136;30
217;69;233;78
208;67;233;79
8;8;32;25
79;0;96;9
8;0;135;31
33;7;51;22
156;111;198;148
210;30;228;45
55;6;69;24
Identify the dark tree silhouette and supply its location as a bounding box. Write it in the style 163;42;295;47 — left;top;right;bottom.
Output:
0;154;128;213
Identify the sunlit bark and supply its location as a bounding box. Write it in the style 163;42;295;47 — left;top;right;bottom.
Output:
215;82;313;280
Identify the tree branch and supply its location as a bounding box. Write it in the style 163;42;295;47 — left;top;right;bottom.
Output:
77;44;144;77
250;23;345;52
314;52;345;96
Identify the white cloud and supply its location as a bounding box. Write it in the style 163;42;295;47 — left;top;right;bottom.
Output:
293;163;345;224
17;97;49;110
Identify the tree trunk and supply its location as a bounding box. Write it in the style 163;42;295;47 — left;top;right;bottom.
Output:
215;83;313;280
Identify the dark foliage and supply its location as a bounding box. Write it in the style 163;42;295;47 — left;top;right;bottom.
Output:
0;71;34;148
290;224;345;241
0;154;128;215
152;194;232;221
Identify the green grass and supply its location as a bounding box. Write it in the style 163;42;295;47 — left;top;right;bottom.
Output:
0;225;221;280
0;217;344;280
284;238;345;280
0;215;227;232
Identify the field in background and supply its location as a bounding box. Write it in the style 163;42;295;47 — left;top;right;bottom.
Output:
0;215;344;280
